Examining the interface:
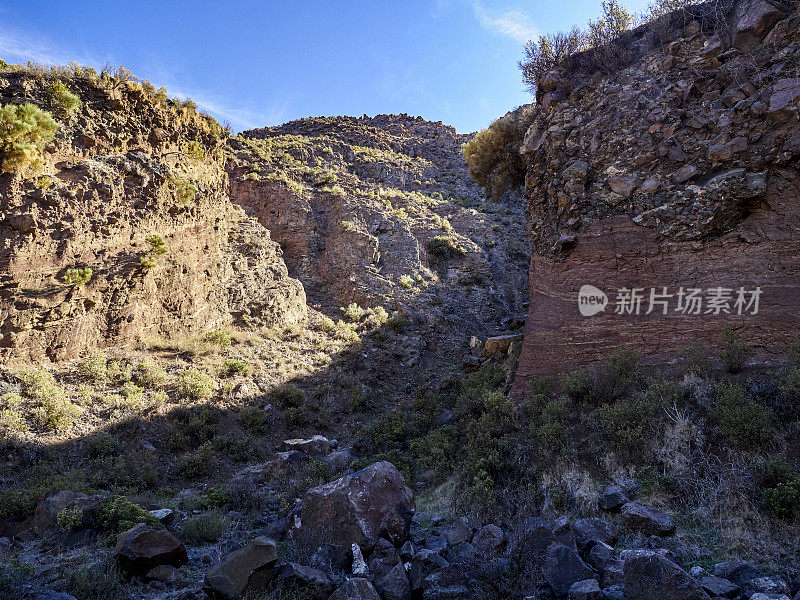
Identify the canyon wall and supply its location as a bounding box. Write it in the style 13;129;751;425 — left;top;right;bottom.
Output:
0;71;306;363
514;0;800;393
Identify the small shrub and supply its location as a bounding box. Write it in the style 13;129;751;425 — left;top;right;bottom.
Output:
718;329;755;374
180;510;230;545
519;27;586;96
0;392;27;433
76;352;107;381
85;432;120;457
712;381;774;448
0;103;59;174
269;384;304;408
134;359;167;388
340;303;365;322
462;107;533;201
184;140;205;160
427;235;467;259
204;329;232;348
177;368;215;401
754;456;800;520
63;266;93;286
398;274;415;289
560;349;639;406
205;486;233;508
0;553;33;597
238;405;270;433
177;442;216;478
169;173;197;204
47;80;81;116
62;561;121;600
120;381;144;407
57;506;84;531
676;341;714;377
145;233;168;255
223;358;252;377
98;495;159;535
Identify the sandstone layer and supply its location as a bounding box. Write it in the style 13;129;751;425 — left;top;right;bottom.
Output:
514;0;800;391
0;71;306;363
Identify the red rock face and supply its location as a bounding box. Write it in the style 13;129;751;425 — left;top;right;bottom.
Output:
512;1;800;395
515;174;800;390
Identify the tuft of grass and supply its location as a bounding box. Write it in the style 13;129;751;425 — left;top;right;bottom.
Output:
180;510;230;545
63;266;93;286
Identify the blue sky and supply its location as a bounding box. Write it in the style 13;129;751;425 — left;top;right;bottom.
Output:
0;1;649;133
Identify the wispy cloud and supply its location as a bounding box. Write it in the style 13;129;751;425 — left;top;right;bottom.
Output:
471;1;539;43
0;23;288;131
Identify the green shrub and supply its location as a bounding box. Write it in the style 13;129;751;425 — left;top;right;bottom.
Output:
181;510;230;545
57;506;84;531
85;432;120;457
177;442;216;478
205;486;233;508
0;103;59;174
238;405;270;433
76;352;107;381
560;349;639;406
0;554;33;597
0;392;27;433
168;406;221;451
223;358;252;377
47;81;81;116
98;495;159;535
63;266;93;286
62;561;121;600
718;329;754;374
462;107;533;201
635;465;675;495
134;359;168;388
519;27;586;95
341;303;366;323
88;450;159;492
427;235;467;259
169;173;197;204
177;368;215;401
676;341;713;377
754;456;800;519
120;381;144;406
711;381;774;448
269;384;304;408
204;329;232;348
145;233;168;255
184;140;205;160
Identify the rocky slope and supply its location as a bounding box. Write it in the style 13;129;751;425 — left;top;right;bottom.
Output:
0;70;306;364
514;0;800;390
226;114;529;356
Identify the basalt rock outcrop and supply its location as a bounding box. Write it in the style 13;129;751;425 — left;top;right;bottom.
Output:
0;71;306;363
226;114;529;354
514;0;800;390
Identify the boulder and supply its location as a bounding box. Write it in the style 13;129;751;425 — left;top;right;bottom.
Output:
296;461;414;551
607;175;641;199
328;578;382;600
699;575;740;598
712;560;764;588
573;518;618;549
444;518;471;547
113;524;187;577
274;562;334;599
673;165;700;184
145;564;183;583
598;485;628;511
544;543;596;597
769;78;800;115
568;578;602;600
262;450;310;480
624;550;710;600
203;536;278;600
31;491;100;533
325;447;358;474
484;334;524;359
283;435;332;457
621;503;676;536
587;541;616;572
734;0;782;50
376;562;411;600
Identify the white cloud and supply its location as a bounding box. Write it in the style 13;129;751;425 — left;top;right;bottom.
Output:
0;23;287;132
471;1;539;43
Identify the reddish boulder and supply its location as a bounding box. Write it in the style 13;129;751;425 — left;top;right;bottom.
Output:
203;536;278;599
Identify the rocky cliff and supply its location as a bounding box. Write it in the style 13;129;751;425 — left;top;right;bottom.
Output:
514;0;800;391
0;70;306;363
226;114;529;354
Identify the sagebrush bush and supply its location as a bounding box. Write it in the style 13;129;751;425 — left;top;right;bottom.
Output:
63;266;93;286
223;358;252;377
269;384;304;408
56;506;84;531
754;456;800;519
177;368;215;401
427;235;467;259
718;329;755;374
560;348;639;406
76;352;107;382
462;107;533;201
62;561;121;600
0;103;59;174
180;510;230;545
204;329;232;348
676;341;714;377
238;405;270;433
134;359;167;388
46;80;81;117
98;495;159;535
0;392;27;433
712;381;774;448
